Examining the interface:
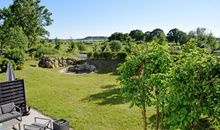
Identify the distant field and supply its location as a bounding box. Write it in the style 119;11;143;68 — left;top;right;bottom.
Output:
0;61;155;130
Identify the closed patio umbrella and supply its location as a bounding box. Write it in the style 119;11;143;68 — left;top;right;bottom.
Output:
6;62;15;81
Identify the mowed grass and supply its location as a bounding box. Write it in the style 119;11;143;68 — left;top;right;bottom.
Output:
0;61;155;130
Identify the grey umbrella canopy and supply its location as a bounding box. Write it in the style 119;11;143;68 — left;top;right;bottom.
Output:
6;62;15;81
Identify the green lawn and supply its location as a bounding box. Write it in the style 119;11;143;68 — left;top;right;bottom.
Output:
0;61;155;130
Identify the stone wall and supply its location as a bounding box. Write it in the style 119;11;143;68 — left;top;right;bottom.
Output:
38;57;76;68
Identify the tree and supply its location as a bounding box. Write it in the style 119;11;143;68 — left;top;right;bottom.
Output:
196;27;207;36
144;31;151;42
77;42;86;52
109;40;122;52
188;35;218;53
109;32;133;42
188;30;196;38
165;48;220;129
129;29;145;42
109;32;124;42
67;39;76;52
167;28;189;45
54;38;61;50
178;31;189;45
0;0;53;48
146;28;166;44
118;41;172;130
0;26;28;49
124;42;135;53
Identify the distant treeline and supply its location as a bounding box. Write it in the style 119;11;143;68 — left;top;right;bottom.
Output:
51;28;219;44
50;36;108;42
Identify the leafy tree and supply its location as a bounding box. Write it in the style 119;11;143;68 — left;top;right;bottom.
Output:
124;42;135;53
178;31;189;45
92;43;101;52
154;32;167;45
77;42;87;52
188;30;196;38
118;41;172;130
123;33;133;43
129;29;145;42
196;27;207;36
146;28;166;44
0;58;16;72
3;49;25;69
54;38;61;50
167;28;189;45
109;40;122;52
109;32;124;42
100;42;109;52
165;49;220;129
33;46;57;58
109;32;133;42
0;0;53;48
0;26;28;49
67;39;76;52
144;31;151;42
188;35;218;53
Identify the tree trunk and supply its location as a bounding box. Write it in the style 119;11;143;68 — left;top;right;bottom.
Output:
142;107;147;130
155;106;159;130
191;121;195;130
161;101;165;130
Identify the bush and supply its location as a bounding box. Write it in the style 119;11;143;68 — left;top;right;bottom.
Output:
77;43;87;52
34;46;57;58
67;41;76;52
109;40;122;52
54;38;62;50
93;52;100;59
100;52;114;59
0;58;16;72
3;49;25;69
116;52;127;60
87;52;93;58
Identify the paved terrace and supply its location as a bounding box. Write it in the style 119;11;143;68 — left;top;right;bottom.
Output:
11;109;73;130
1;108;53;130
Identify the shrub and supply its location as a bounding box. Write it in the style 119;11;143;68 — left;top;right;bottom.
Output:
87;52;93;58
116;52;127;60
92;44;101;52
0;58;16;72
109;40;122;52
34;46;57;58
67;41;76;52
101;52;114;59
3;49;25;69
54;38;62;50
93;52;100;59
77;43;87;52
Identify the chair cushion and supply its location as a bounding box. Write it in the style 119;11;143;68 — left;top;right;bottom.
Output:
11;111;22;117
0;113;13;122
0;112;21;123
1;103;15;114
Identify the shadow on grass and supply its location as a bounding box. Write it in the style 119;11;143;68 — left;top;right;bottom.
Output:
101;84;116;89
149;113;215;130
82;84;126;105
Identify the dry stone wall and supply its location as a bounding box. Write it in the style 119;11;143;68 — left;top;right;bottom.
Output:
38;57;76;68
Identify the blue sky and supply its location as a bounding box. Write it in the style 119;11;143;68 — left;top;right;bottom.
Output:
0;0;220;39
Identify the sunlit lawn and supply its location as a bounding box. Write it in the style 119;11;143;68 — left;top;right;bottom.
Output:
0;61;155;130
